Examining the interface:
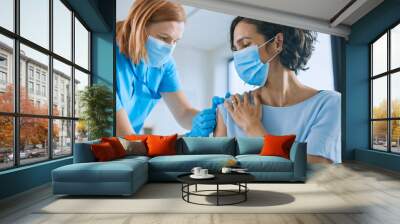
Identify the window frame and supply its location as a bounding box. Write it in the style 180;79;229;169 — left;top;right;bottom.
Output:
369;19;400;154
0;0;92;171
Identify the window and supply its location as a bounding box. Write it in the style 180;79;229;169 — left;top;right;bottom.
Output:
370;23;400;154
53;59;72;117
20;0;49;49
75;17;90;70
35;83;40;95
28;67;34;80
53;0;72;60
0;35;13;113
0;54;8;89
0;71;6;85
35;70;40;81
0;0;91;170
28;81;34;94
0;0;14;32
0;54;7;67
42;85;46;97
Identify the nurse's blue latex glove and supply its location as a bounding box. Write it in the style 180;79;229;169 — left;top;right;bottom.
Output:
185;108;217;137
185;92;231;137
211;92;231;108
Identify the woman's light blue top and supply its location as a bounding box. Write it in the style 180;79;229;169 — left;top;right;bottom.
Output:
116;45;181;133
219;90;342;163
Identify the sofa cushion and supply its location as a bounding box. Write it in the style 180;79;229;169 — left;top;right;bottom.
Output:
260;134;296;159
177;137;235;155
236;137;263;155
236;155;293;172
149;154;235;172
91;142;118;161
101;137;127;158
53;157;148;183
147;134;178;157
118;138;147;156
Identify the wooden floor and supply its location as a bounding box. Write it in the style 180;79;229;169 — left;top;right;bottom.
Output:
1;162;400;224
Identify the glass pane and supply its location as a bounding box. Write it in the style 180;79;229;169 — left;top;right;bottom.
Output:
20;0;49;49
372;33;387;76
0;0;14;31
74;69;89;118
392;72;400;118
372;77;387;119
53;119;72;157
0;116;13;170
0;34;14;112
53;59;72;117
20;44;49;115
75;120;88;143
391;24;400;70
391;120;400;153
75;18;89;70
372;121;388;151
53;0;72;60
20;117;49;165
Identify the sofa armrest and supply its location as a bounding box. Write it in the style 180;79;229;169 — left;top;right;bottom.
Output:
73;140;100;163
289;142;307;181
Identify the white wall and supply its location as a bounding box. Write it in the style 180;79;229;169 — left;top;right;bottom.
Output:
210;44;230;98
297;33;334;90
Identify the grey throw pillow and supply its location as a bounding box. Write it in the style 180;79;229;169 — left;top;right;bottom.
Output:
118;137;147;156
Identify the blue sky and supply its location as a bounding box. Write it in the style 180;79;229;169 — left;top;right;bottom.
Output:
0;0;89;74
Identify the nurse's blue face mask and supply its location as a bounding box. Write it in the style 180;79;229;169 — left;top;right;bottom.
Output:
233;36;280;86
145;35;176;68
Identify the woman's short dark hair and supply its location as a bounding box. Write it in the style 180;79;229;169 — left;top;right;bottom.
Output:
230;17;317;73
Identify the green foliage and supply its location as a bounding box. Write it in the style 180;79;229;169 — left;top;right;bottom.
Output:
79;84;113;140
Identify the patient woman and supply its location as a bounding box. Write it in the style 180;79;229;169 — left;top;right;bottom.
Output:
214;17;341;164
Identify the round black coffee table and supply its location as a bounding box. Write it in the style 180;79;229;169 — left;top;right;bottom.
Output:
177;173;255;206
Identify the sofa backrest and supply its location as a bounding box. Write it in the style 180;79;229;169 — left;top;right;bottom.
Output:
73;139;100;163
235;137;264;155
177;137;236;155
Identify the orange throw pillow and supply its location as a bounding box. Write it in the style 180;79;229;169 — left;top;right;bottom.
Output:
260;134;296;159
146;134;178;157
91;142;117;161
101;137;126;158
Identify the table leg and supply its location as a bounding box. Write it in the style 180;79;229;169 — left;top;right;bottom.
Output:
195;184;197;192
187;184;190;202
217;184;219;206
245;183;247;201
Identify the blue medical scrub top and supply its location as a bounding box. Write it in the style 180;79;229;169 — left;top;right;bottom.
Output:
116;45;181;133
219;90;342;163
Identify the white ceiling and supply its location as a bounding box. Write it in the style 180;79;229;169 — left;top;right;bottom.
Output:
176;0;384;38
116;0;234;51
225;0;352;23
117;0;384;42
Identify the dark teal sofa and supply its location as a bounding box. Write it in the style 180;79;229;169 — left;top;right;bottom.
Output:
52;137;306;196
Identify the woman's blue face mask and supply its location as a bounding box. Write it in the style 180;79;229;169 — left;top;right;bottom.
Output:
233;36;280;86
145;35;175;68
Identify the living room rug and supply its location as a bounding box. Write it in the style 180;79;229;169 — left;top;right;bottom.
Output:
37;183;362;214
